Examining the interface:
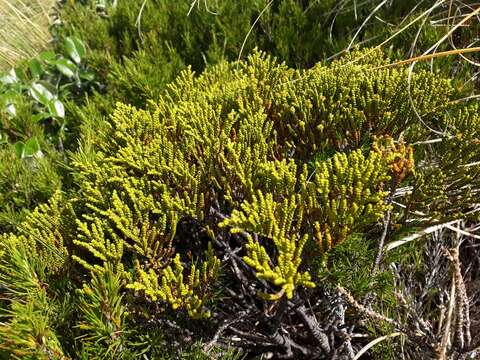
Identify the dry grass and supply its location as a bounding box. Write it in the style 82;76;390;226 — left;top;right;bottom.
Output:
0;0;55;70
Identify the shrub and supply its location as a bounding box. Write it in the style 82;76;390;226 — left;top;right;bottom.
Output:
1;49;479;358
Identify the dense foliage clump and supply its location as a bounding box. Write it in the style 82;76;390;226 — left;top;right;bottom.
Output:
2;0;477;231
0;48;479;358
1;1;480;359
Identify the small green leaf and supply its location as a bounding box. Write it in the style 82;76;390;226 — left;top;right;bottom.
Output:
48;99;65;118
55;58;77;78
59;83;74;92
0;89;17;104
32;112;51;122
39;50;57;64
5;103;16;117
79;70;95;81
14;141;25;159
0;69;17;84
0;90;18;117
64;37;86;64
30;83;54;106
29;59;44;78
24;137;41;157
37;80;57;94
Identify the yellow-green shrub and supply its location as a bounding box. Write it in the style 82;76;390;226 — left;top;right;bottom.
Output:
1;49;479;358
71;49;439;306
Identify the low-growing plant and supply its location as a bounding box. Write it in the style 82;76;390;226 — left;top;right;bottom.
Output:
0;48;478;358
0;1;480;359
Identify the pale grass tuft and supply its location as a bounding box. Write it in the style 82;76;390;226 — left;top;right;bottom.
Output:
0;0;56;70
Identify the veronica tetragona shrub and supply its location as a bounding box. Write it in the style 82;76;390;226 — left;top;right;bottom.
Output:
73;49;424;286
3;49;478;358
67;49;425;353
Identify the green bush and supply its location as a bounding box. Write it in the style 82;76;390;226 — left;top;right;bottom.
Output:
0;1;479;357
1;49;479;358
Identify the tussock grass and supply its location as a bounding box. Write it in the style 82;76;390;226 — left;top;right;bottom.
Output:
0;0;55;70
